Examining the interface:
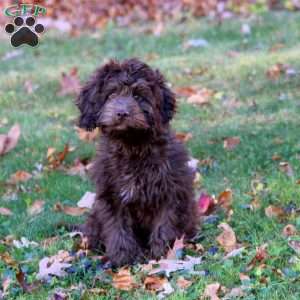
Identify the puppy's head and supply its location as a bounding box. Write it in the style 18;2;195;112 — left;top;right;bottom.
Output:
76;58;176;140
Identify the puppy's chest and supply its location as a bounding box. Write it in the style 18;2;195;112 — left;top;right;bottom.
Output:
116;162;168;205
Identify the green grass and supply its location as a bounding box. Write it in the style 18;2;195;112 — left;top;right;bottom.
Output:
1;12;300;299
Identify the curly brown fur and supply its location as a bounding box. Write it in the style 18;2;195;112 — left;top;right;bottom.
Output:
76;58;199;266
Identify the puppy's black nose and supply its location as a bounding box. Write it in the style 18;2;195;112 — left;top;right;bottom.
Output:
117;110;129;118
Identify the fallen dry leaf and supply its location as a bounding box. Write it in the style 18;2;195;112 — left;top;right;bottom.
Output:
77;191;96;209
16;268;39;293
202;282;221;300
175;132;193;143
265;205;285;219
67;158;88;176
217;189;232;212
288;240;300;254
148;255;203;277
0;207;13;216
24;80;38;94
76;126;100;142
53;203;88;216
223;137;240;150
112;268;138;291
2;277;12;295
282;224;297;237
216;223;237;253
0;124;21;156
144;276;167;291
58;67;81;96
223;287;245;299
223;247;245;260
279;162;294;177
266;63;284;80
166;236;184;259
176;276;192;289
247;244;268;271
198;193;215;215
37;256;72;281
8;170;32;184
175;86;198;97
27;200;45;216
13;237;38;248
272;154;282;161
239;273;250;282
250;197;261;210
47;144;71;169
0;252;18;268
187;88;214;106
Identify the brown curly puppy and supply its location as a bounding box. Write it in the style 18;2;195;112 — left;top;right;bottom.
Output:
76;58;198;266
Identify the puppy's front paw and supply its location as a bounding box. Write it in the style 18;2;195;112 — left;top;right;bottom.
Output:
150;239;168;260
107;233;142;267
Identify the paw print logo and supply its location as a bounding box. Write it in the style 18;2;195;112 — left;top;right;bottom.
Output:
5;16;44;47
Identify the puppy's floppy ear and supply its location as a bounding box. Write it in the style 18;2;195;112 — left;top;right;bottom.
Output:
155;70;176;124
75;63;113;130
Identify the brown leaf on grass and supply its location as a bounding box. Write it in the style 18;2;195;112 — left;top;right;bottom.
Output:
282;224;297;237
47;144;70;169
166;236;184;259
41;236;59;249
187;88;214;106
8;170;32;184
247;244;268;271
57;67;81;96
27;200;45;216
112;268;138;291
176;276;192;289
216;223;237;253
297;179;300;185
265;205;285;219
148;256;203;277
0;124;21;156
2;277;12;295
217;189;232;212
202;282;221;300
76;127;100;142
198;193;215;215
239;273;250;282
223;287;245;299
223;137;240;150
53;203;88;216
272;154;282;161
16;269;39;293
185;242;204;254
0;252;18;268
24;80;38;94
175;86;198;97
0;207;13;216
144;276;167;291
269;43;285;52
77;191;96;209
67;158;89;176
288;240;300;254
279;162;294;177
175;132;193;143
266;63;284;80
250;197;261;210
37;254;72;281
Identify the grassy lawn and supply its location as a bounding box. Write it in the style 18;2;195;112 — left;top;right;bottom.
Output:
1;12;300;299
